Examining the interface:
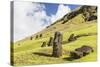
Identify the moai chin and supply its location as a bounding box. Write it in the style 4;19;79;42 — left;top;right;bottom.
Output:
52;31;63;57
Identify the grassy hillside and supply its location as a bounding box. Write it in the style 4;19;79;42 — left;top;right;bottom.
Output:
12;6;97;66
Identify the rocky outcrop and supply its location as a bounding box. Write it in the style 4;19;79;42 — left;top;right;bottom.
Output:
62;5;97;24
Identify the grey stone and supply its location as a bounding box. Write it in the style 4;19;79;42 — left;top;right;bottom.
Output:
75;45;94;56
70;51;83;59
41;42;46;47
52;31;63;57
47;37;53;46
68;34;77;42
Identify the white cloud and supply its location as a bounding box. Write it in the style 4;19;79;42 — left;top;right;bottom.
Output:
14;2;71;41
51;4;71;23
14;2;48;41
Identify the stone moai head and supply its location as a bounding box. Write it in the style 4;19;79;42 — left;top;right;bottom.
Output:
35;35;38;39
52;31;63;57
68;33;76;42
30;36;33;40
41;42;46;47
40;34;42;38
48;37;53;46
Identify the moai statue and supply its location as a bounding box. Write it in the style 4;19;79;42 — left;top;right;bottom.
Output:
47;37;53;46
68;34;76;42
52;31;63;57
41;42;46;47
40;34;42;38
35;35;38;39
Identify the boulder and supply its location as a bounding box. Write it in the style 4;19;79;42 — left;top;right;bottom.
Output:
75;45;94;56
70;51;83;59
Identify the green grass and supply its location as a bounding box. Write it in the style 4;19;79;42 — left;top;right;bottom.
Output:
13;35;97;66
12;14;97;66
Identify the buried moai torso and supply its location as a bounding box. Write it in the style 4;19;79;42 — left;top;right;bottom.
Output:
41;42;46;47
47;37;53;46
52;31;63;57
68;34;77;42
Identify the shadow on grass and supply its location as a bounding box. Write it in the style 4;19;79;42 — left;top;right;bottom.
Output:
33;52;52;57
62;40;76;45
63;57;79;61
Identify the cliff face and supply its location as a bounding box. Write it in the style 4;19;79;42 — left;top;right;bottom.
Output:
62;6;97;24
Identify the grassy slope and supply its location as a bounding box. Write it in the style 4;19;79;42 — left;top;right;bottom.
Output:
13;14;97;66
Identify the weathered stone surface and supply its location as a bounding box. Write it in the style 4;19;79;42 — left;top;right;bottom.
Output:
68;34;77;42
52;31;63;57
82;6;97;21
87;15;97;21
70;45;93;59
47;37;53;46
75;45;94;56
41;42;46;47
70;51;83;59
62;6;97;24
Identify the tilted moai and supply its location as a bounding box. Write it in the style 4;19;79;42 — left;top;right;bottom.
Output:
68;34;77;42
41;42;46;47
35;35;38;39
47;37;53;46
52;31;63;57
40;34;43;38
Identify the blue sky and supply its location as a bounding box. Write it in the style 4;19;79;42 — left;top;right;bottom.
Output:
40;3;80;16
14;2;80;41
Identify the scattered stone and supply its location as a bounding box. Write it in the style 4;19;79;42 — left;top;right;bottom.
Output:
75;45;94;56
